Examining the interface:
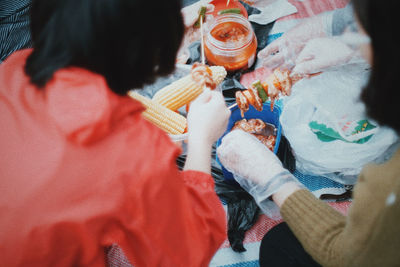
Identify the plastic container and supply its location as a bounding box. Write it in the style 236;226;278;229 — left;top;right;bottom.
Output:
169;132;189;154
204;14;257;72
216;102;282;183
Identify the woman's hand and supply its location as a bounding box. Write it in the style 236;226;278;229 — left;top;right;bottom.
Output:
187;89;230;146
217;130;303;214
217;129;285;185
291;37;354;76
184;89;230;174
258;14;331;69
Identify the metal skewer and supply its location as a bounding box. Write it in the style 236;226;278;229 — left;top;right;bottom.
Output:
228;102;237;110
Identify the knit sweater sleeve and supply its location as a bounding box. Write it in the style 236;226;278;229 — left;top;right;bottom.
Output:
280;149;400;267
280;189;348;266
280;167;388;267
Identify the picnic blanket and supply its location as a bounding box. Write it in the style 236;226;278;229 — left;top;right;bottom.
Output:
107;0;352;266
106;171;351;267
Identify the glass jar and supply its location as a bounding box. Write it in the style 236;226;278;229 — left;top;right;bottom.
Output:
204;14;257;72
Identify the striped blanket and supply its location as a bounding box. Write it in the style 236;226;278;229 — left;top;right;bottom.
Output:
209;171;351;267
107;171;351;267
0;0;32;63
209;2;352;264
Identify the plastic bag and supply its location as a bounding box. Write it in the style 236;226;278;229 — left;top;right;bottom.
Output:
177;136;295;252
214;136;294;252
177;149;261;253
213;172;260;252
280;63;398;184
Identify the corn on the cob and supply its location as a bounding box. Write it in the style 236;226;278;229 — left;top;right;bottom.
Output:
152;66;226;111
128;91;187;135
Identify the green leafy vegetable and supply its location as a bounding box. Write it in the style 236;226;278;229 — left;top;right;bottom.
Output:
252;80;268;103
218;8;241;15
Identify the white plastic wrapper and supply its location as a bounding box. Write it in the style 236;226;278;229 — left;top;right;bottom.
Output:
217;130;303;218
248;0;297;25
280;63;399;184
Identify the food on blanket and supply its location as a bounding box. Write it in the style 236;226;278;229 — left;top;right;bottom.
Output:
210;0;248;18
204;14;257;72
262;68;292;97
190;62;217;89
233;118;264;134
194;6;208;28
235;88;262;117
254;134;276;151
232;118;277;151
252;80;268;103
152;64;226;111
235;90;249;116
128;91;187;135
235;69;292;116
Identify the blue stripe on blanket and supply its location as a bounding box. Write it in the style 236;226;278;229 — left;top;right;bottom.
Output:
294;170;344;191
219;260;259;267
266;33;283;45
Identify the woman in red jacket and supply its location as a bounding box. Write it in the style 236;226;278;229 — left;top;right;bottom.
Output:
0;0;230;266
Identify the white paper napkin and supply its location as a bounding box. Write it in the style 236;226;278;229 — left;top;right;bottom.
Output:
248;0;298;25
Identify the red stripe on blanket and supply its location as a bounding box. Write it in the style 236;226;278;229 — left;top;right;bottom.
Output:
327;200;351;215
240;67;273;88
219;215;283;248
219;200;351;248
107;201;352;265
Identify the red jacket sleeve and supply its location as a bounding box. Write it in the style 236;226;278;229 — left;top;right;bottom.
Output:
101;118;227;267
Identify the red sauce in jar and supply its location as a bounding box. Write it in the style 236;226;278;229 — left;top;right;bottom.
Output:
205;14;257;72
211;21;249;43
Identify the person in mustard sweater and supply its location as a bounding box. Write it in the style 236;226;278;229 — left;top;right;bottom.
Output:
217;0;400;266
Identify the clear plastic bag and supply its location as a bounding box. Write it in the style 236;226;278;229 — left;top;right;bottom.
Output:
280;63;399;184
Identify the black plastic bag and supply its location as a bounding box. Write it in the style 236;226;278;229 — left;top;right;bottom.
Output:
211;136;295;252
176;136;295;252
212;169;260;252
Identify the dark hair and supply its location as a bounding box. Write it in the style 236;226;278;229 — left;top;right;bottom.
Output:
352;0;400;133
25;0;184;95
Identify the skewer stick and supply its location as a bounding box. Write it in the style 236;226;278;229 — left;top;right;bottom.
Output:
200;16;205;65
199;15;210;93
226;0;230;7
228;102;238;110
